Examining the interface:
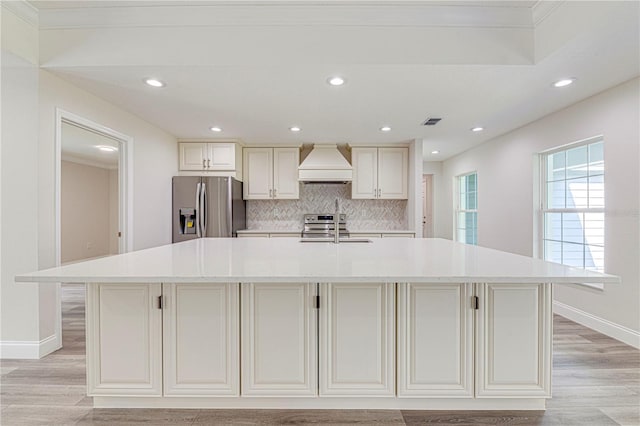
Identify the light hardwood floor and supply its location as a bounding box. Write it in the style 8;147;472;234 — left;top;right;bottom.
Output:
1;284;638;425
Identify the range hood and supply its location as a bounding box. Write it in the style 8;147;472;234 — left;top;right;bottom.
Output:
298;144;352;182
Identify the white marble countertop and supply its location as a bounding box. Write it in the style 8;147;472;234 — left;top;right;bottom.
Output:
16;238;619;285
237;229;415;234
237;230;301;234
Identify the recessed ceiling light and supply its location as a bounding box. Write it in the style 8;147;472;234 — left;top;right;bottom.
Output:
96;145;117;152
431;150;440;154
327;76;345;86
289;126;301;132
553;78;575;88
210;126;222;132
380;126;391;132
144;78;165;88
471;127;484;132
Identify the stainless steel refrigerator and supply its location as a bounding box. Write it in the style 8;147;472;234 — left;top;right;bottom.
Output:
172;176;245;243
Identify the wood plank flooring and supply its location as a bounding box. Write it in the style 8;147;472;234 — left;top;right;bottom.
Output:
1;284;638;425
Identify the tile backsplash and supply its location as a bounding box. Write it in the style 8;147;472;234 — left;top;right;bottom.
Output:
246;184;408;230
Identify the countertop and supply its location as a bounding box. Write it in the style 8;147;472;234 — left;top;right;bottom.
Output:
236;230;415;234
16;238;619;285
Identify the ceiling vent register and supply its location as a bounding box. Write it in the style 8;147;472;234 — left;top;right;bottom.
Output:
422;118;442;126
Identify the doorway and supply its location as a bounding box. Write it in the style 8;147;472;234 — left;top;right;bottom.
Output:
422;174;434;238
61;122;120;262
54;109;133;350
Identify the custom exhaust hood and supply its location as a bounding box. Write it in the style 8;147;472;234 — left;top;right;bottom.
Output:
298;144;352;183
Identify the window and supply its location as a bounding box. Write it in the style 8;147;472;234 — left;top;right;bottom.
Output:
541;138;604;272
456;172;477;245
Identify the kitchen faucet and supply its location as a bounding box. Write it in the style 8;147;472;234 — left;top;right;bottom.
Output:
334;198;340;244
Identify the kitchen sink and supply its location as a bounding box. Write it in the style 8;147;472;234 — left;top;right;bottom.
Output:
299;238;372;243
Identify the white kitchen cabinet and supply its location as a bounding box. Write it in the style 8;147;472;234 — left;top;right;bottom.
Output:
237;232;301;238
237;232;270;238
86;283;162;396
243;147;299;200
351;147;408;199
241;283;317;396
179;142;238;171
349;233;382;238
475;283;552;398
163;283;239;396
397;283;473;397
319;283;395;396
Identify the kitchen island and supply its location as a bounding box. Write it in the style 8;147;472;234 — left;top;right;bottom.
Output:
16;238;618;410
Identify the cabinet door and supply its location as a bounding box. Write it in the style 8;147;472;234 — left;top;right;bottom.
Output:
273;147;300;199
163;283;239;396
378;147;408;199
208;143;236;170
243;148;273;199
351;148;378;199
86;283;162;396
179;143;208;171
320;283;395;396
397;283;473;397
241;283;317;396
476;283;552;398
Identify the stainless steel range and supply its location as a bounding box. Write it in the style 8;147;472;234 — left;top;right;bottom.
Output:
302;214;350;239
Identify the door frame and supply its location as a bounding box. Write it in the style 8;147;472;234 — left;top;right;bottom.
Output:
422;174;434;238
54;108;134;348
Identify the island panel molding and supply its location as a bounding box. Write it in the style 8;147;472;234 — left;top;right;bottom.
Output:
87;283;162;396
241;282;317;396
163;283;239;396
320;282;395;396
475;283;552;398
397;283;474;397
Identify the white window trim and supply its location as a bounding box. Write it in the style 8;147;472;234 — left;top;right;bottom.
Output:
454;171;478;245
538;135;605;290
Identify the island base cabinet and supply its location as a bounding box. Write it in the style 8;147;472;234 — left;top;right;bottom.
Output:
241;283;317;396
476;283;552;398
86;283;162;396
163;283;239;396
397;283;474;397
320;283;395;396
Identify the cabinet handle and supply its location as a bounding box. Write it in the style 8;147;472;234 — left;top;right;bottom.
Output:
269;189;273;198
273;188;277;197
207;159;211;168
203;159;206;168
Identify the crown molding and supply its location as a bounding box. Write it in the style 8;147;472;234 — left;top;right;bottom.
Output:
531;0;564;27
36;2;534;30
62;153;118;170
2;0;39;27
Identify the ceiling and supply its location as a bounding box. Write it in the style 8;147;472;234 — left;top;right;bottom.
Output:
61;121;119;169
26;1;640;161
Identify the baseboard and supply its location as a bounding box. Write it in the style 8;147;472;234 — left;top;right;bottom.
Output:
0;333;62;359
554;301;640;349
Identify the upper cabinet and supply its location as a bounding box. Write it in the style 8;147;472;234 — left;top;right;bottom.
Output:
178;141;241;173
243;147;299;200
352;147;408;199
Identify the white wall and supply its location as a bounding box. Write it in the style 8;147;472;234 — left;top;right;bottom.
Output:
437;78;640;341
36;70;178;350
2;3;178;357
0;6;41;354
61;161;111;263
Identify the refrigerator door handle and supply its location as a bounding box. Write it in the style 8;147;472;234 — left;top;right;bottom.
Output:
195;182;202;237
200;182;207;236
